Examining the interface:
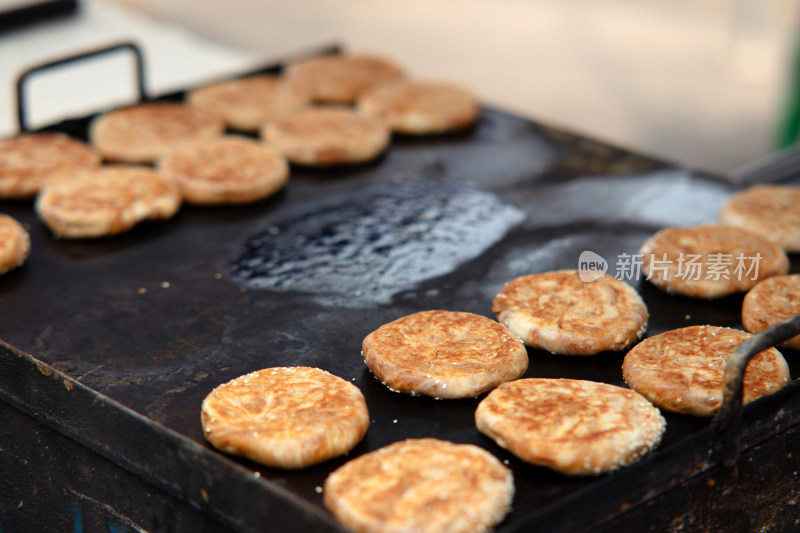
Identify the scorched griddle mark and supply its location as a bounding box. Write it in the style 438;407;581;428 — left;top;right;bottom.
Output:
230;179;525;305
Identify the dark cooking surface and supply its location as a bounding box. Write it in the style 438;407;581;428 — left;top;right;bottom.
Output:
2;99;799;531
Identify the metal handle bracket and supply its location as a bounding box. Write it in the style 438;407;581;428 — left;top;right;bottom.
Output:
713;314;800;466
15;41;146;133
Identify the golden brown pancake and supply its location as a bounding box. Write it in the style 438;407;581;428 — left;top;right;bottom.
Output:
719;185;800;252
362;310;528;399
0;133;100;199
323;438;513;533
639;224;789;298
358;80;480;134
475;378;665;475
0;214;30;275
742;274;800;350
158;135;289;205
261;107;390;166
186;75;312;132
622;325;790;416
35;165;181;238
286;53;405;104
492;270;648;355
90;102;224;164
201;367;369;469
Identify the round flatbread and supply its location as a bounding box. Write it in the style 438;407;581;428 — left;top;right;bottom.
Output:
261;107;390;166
0;214;30;275
158;135;289;205
90;102;224;164
35;165;181;238
639;224;789;299
475;378;665;476
492;270;648;355
324;438;513;533
0;132;100;199
201;367;369;469
742;274;800;350
186;75;312;132
362;310;528;399
719;185;800;252
358;81;480;134
622;325;790;417
286;53;405;104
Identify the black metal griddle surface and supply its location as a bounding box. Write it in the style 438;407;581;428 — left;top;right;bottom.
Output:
2;84;800;532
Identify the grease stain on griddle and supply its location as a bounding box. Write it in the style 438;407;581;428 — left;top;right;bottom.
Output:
449;224;656;311
230;179;525;306
517;169;733;229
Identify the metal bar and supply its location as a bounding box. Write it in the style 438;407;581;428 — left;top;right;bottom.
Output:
714;314;800;466
729;144;800;185
15;41;146;133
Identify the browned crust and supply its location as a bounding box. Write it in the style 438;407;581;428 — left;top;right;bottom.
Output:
201;367;369;469
286;53;405;104
35;165;181;238
492;270;648;355
357;81;480;134
719;185;800;252
186;75;312;132
0;133;100;199
90;102;224;164
323;438;513;533
742;274;800;350
261;107;390;166
475;378;665;475
362;310;528;399
622;326;790;416
639;224;789;299
158;135;289;205
0;214;30;275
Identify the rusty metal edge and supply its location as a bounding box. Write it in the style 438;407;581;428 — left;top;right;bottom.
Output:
0;339;346;533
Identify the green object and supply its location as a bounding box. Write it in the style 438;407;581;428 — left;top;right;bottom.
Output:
778;34;800;149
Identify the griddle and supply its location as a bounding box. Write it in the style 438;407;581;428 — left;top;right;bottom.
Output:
2;43;800;533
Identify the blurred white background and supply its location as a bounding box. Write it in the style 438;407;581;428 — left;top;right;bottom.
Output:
105;0;800;173
3;0;798;174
